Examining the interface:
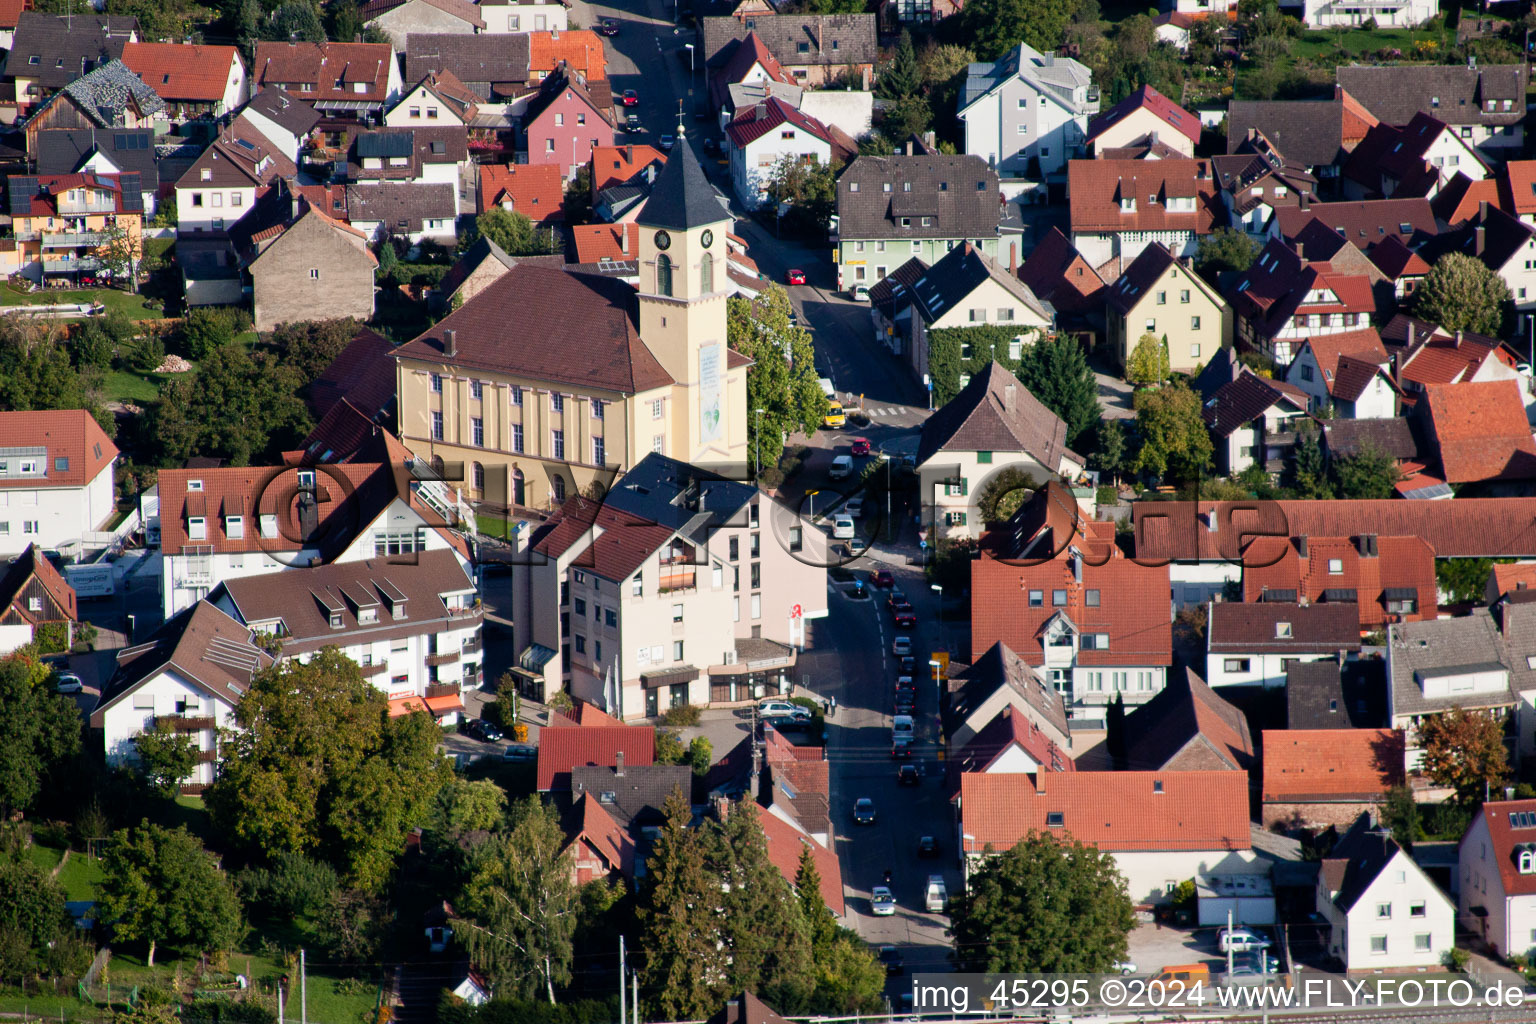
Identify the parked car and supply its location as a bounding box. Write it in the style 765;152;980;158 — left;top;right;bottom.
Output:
625;114;642;132
598;17;620;34
1219;928;1271;953
828;454;853;478
894;611;917;629
844;497;864;518
832;515;855;539
659;134;676;151
849;437;871;456
765;715;810;732
917;835;940;858
621;89;639;106
897;763;920;786
893;636;912;656
853;797;876;824
847;537;868;556
462;718;503;743
873;569;894;589
786;268;806;285
502;744;537;762
54;672;83;694
759;699;810;720
1114;962;1138;976
871;886;896;916
879;945;904;976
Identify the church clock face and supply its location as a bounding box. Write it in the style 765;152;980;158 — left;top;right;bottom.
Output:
654;230;672;251
701;229;714;248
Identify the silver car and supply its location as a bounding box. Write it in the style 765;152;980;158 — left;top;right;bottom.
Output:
871;886;896;916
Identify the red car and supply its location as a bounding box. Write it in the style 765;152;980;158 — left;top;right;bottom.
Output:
786;268;806;285
622;89;639;106
849;437;871;456
895;611;917;629
873;569;894;589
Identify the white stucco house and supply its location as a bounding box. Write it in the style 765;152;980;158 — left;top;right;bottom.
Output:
1460;798;1536;960
958;42;1098;179
0;411;119;559
1318;813;1455;971
724;97;835;210
1205;602;1362;689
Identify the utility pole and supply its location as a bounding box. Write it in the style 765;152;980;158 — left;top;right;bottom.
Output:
278;983;284;1024
619;935;627;1024
300;949;307;1024
631;970;639;1024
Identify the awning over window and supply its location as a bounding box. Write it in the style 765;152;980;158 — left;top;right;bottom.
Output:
519;643;557;671
1383;587;1418;601
641;666;698;689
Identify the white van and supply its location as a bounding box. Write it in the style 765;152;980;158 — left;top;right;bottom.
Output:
925;876;948;912
818;377;836;398
829;455;853;479
892;714;914;739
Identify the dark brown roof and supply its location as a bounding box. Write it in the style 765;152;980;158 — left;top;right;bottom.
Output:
1321;417;1419;461
531;495;675;584
395;264;675;395
404;33;530;99
344;181;457;231
903;241;1048;324
304;326;395;422
1017;226;1105;315
244;86;320;136
1201;370;1304;437
0;544;76;625
701;13;877;69
836;152;1000;241
1337;62;1527;128
916;361;1077;468
1208;601;1364;655
6;13;138;91
253;41;395;105
1226;91;1379;171
1273;198;1435;252
1118;668;1253;772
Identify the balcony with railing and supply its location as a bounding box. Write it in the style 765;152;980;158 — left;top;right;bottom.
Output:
461;635;482;655
360;661;389;677
154;714;216;732
42;257;100;274
425;680;461;701
425;650;461;667
42;231;107;249
195;749;217;764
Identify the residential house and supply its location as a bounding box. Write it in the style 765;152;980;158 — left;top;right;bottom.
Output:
1386;608;1524;769
153;433;470;618
345;182;457;245
1458;798;1536;959
1488;563;1536;605
760;727;831;846
916;363;1083;539
876;243;1051;383
707;31;791;114
1429;203;1536;314
120;43;248;121
592;156;667;224
385;70;480;129
393;142;749;509
174;123;297;234
19;59;163;154
349;126;468;216
1431;171;1502;229
89;601;275;790
4;171;144;285
1213;130;1318;238
725;97;835;210
536;725;656;792
958;770;1260;901
361;0;484;50
0;411;117;558
1016;226;1106;331
527;29;606;84
1285;659;1389;729
4;13;138;115
0;0;33;52
1109;668;1254;771
562;790;635;884
943;640;1074;754
701;13;878;89
0;543;76;654
1421;379;1536;487
251;41;402;122
1501;160;1536;226
34;128;159;217
971;482;1172;723
1206;601;1362;688
1243;533;1438;630
1085;85;1200;158
1067;158;1218;270
1367;235;1431;303
298;325;398;462
835;150;1000;294
1230;237;1376;365
477;162;564;226
1320;417;1421;472
947;704;1075;790
758;802;844;916
1262;729;1403;829
1386;315;1524;399
957;42;1098;179
404;34;530;102
1272;198;1437;255
212;549;480;721
1200;369;1310;477
521;66;615;179
247;200;377;331
1296;0;1435;26
1337;60;1527;156
1316;813;1455;970
879;0;961;29
478;0;569;33
1227;87;1379;184
591;144;666;194
238;88;320;163
570;762;690;831
1284;327;1395;417
431;235;523;310
1103;241;1230;373
1341;114;1486;201
512;453;826;715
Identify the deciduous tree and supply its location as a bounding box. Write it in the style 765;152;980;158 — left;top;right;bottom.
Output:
467;208;558;257
1331;444;1401;500
98;821;242;966
1131;380;1212;481
1124;333;1170;387
950;831;1134;972
726;289;826;476
1414;251;1511;337
132;722;199;798
1194;228;1260;278
1417;707;1509;805
960;0;1076;61
0;656;81;816
1014;338;1102;453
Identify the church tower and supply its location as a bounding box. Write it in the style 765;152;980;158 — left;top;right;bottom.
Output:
634;130;744;466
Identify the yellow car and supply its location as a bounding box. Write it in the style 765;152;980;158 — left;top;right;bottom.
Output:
823;401;846;428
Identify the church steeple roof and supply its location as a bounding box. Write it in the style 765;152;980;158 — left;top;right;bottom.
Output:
637;130;727;230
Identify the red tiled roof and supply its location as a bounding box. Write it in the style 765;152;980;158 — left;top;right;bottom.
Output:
570;222;638;263
529;29;606;80
590;144;666;192
1491;562;1536;599
571;701;623;727
0;410;117;490
1431;173;1501;228
959;770;1251;853
0;0;31;30
0;543;76;626
1470;799;1536;897
1296;327;1386;394
759;804;844;915
11;172;141;218
478;163;565;225
536;724;656;791
970;543;1172;667
1398;330;1518;388
1068;158;1218;236
1242;534;1438;629
1340;88;1379;142
1087;84;1201;145
725;95;831;147
565;791;635;877
710;31;790;108
1425;379;1536;484
254;42;394;104
952;704;1074;775
1262;729;1403;802
122;43;241;103
1502;160;1536;217
1017;226;1105;315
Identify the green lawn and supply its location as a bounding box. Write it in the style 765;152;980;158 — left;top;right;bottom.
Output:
24;842;62;872
1290;25;1443;61
142;237;174;263
102;369;167;404
55;850;103;902
0;281;164;320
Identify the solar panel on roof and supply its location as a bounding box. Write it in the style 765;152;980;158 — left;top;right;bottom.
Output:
6;176;37;218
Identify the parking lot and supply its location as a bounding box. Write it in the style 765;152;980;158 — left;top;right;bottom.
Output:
1125;921;1279;978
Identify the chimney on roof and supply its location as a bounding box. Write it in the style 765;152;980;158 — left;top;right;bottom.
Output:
1295;242;1304;261
1475;225;1486;256
1334;83;1343;100
1456;329;1464;345
620;226;629;255
443;328;457;357
906;139;915;156
1004;383;1016;413
615;750;625;777
923;130;936;150
1009;241;1018;276
551;28;559;39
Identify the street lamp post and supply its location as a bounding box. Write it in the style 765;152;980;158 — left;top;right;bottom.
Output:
754;407;764;481
878;452;892;543
931;582;944;657
806;489;820;524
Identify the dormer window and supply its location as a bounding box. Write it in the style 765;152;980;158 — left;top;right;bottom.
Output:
329;611;343;628
1119;198;1135;212
226;515;244;539
358;608;378;625
188;516;207;540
